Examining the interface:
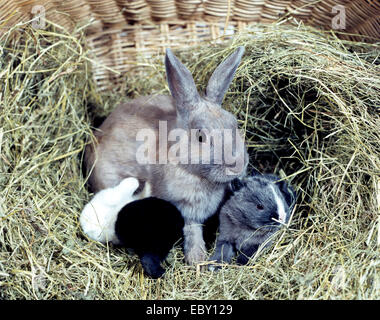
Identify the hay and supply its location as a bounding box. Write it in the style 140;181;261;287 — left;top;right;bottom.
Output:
0;22;379;299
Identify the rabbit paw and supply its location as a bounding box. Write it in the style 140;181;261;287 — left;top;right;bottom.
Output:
185;246;207;265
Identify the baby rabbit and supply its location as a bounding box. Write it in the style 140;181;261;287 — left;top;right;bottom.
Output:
115;197;184;279
80;177;144;245
80;177;184;279
85;47;248;265
209;173;296;269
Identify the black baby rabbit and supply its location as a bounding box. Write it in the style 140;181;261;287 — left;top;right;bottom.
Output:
80;177;184;279
115;196;184;279
209;173;296;269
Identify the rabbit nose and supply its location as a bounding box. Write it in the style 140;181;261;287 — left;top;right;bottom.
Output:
225;164;245;176
225;153;246;176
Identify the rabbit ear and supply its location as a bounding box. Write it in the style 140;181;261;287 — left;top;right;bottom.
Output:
118;177;139;196
230;178;244;192
165;48;201;113
206;46;245;105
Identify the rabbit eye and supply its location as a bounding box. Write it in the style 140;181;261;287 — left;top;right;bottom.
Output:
196;129;207;143
257;204;264;210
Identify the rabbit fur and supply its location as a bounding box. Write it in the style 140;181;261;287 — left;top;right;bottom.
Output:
80;177;184;279
209;173;296;269
80;177;151;244
85;47;248;265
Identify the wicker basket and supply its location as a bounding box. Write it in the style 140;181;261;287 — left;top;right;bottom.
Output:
1;0;379;91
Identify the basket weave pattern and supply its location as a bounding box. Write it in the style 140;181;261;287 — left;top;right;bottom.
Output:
1;0;379;91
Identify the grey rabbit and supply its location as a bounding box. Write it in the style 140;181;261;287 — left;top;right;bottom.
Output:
209;172;296;269
85;47;248;265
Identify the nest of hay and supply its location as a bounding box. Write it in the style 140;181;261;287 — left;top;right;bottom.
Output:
0;23;379;299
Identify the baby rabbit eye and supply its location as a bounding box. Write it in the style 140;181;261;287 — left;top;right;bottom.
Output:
196;129;207;143
257;204;264;210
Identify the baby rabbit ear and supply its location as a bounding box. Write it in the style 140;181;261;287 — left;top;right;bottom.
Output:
206;46;245;105
230;178;244;192
165;48;201;112
118;177;140;195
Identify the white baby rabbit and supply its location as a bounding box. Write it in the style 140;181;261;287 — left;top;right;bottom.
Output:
80;177;184;279
85;47;248;265
80;177;150;244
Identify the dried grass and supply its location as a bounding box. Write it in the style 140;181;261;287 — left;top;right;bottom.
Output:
0;21;379;299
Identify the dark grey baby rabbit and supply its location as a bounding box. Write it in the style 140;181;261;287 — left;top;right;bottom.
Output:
85;47;248;265
209;173;296;268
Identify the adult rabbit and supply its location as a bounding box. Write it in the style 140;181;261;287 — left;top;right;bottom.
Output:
85;47;248;265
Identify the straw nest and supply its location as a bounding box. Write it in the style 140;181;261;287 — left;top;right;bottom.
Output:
0;22;379;299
